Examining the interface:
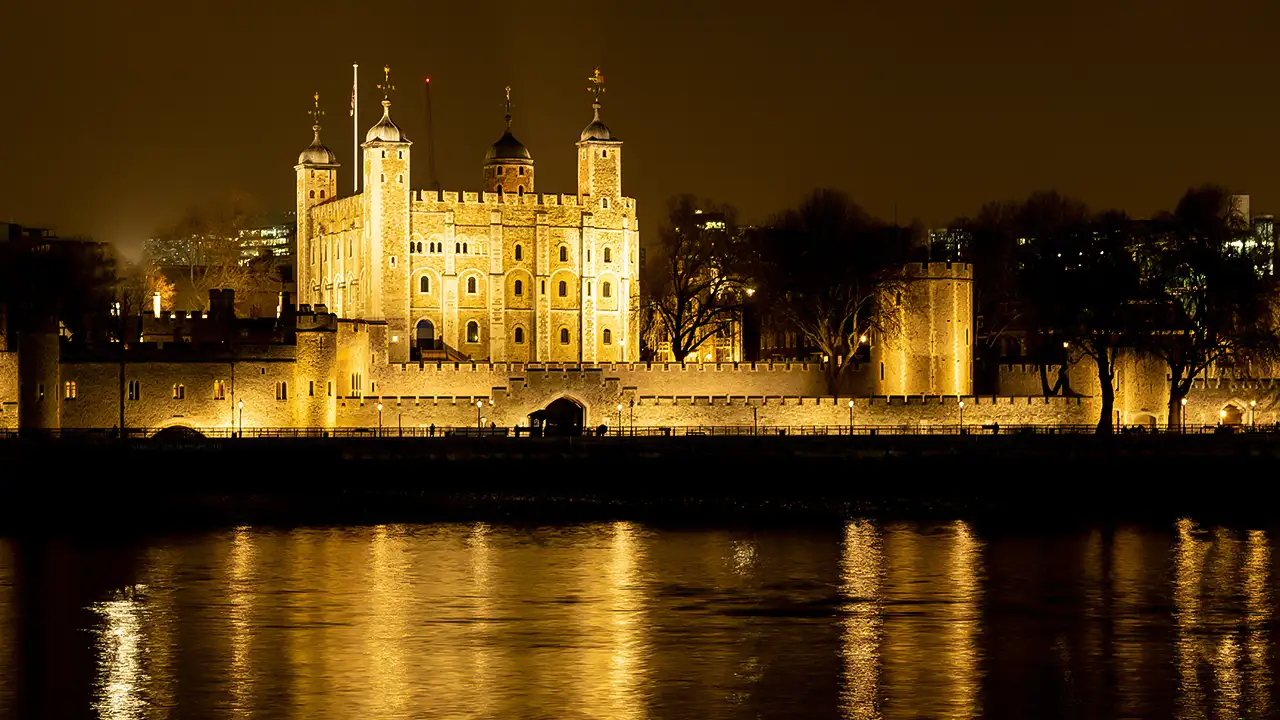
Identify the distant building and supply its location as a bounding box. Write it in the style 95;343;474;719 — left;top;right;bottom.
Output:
928;228;972;261
142;212;296;268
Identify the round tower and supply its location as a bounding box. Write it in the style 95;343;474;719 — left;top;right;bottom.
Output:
870;262;974;397
296;92;339;310
484;86;534;197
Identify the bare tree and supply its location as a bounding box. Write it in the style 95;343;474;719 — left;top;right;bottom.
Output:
152;194;274;313
754;189;910;395
642;195;749;361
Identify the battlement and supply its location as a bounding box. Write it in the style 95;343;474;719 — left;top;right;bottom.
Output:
412;189;636;212
386;360;824;375
903;261;973;280
295;309;338;332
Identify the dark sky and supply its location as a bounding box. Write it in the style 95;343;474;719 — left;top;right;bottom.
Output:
4;0;1280;257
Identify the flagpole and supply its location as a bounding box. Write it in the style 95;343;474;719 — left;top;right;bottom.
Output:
352;63;359;193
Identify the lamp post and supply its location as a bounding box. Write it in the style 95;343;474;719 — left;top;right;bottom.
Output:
958;400;965;432
1219;409;1227;426
629;399;635;436
847;399;854;435
237;400;244;437
1180;397;1187;433
752;405;758;435
377;403;383;437
476;400;483;430
1251;399;1257;429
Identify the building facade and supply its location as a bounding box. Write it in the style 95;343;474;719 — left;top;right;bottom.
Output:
296;73;639;366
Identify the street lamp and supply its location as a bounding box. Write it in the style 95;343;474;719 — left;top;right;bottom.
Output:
616;403;623;434
476;400;484;429
377;403;383;437
629;399;635;436
1219;409;1227;426
847;399;854;435
237;400;244;436
1251;399;1257;428
958;400;965;431
1180;397;1187;433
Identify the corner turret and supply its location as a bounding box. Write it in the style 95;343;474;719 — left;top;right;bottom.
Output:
484;87;534;198
577;68;622;206
296;92;339;310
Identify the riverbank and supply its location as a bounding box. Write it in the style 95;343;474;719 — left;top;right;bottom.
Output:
1;434;1276;532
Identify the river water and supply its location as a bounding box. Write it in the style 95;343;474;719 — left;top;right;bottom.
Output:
0;520;1274;719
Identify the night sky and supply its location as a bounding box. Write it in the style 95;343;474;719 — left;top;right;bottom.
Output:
4;0;1280;256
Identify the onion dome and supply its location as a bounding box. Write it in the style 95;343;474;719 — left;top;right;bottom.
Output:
486;130;532;162
365;99;405;143
298;124;338;165
580;105;614;142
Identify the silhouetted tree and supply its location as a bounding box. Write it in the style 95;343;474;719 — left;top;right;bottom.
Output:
152;194;278;312
642;195;749;361
0;232;116;340
1019;209;1144;433
1140;185;1280;429
117;261;176;317
753;189;910;394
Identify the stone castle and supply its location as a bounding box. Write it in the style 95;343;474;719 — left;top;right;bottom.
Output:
0;70;1273;434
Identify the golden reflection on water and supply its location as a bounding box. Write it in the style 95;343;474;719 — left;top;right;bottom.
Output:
90;584;147;719
840;520;883;720
1174;519;1273;719
946;521;982;719
227;526;255;719
1110;527;1147;719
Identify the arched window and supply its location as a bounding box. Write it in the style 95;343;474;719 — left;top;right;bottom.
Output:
419;276;430;293
518;186;525;197
463;242;468;254
601;198;609;209
514;279;523;296
519;167;526;176
603;329;612;345
558;280;567;297
514;244;523;261
603;247;612;263
602;149;608;158
467;276;477;294
309;190;315;199
455;242;460;253
602;281;611;298
466;321;480;343
559;246;568;262
319;190;326;199
560;328;570;345
514;327;525;344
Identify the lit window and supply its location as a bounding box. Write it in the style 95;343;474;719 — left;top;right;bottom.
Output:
560;328;570;344
213;380;226;400
603;247;611;263
602;281;611;298
275;382;288;401
558;280;567;297
172;384;185;400
515;244;523;261
514;279;523;296
63;381;76;399
559;246;568;262
466;321;480;343
467;276;477;294
128;380;140;401
420;276;430;293
515;327;525;344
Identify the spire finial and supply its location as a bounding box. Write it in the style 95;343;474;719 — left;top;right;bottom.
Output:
587;67;605;121
504;86;512;129
378;65;395;102
309;91;324;136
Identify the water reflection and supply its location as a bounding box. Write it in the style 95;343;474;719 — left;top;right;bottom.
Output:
0;521;1267;719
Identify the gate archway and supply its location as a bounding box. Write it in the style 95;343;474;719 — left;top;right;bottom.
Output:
529;397;585;436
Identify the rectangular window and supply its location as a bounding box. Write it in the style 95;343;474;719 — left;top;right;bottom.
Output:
309;380;315;397
327;381;333;397
213;380;226;400
128;380;140;401
63;381;76;399
172;384;185;400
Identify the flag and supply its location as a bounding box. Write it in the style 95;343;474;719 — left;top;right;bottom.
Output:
351;64;357;116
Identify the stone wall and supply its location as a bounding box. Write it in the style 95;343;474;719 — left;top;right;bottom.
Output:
0;351;16;429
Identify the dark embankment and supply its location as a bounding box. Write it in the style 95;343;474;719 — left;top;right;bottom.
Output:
1;433;1277;533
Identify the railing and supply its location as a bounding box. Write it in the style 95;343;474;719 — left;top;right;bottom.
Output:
0;423;1275;440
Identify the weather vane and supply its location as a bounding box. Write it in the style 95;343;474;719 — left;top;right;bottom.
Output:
504;86;512;128
588;67;606;104
378;65;395;100
310;91;324;128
